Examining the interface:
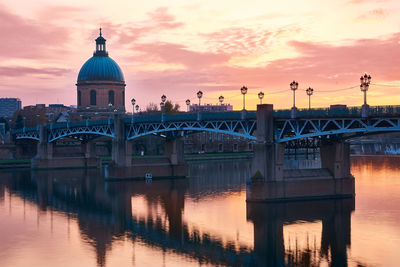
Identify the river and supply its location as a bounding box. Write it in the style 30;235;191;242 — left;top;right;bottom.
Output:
0;156;399;266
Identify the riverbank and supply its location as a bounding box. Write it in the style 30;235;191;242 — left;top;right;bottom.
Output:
0;152;254;169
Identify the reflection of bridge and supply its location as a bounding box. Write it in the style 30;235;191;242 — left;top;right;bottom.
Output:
0;168;355;267
11;104;400;200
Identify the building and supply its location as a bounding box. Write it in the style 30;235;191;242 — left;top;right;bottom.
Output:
77;29;126;112
189;104;233;112
0;98;21;118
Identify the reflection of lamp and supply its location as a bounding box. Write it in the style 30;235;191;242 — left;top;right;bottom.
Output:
240;86;248;110
258;91;264;104
197;91;203;106
186;99;190;112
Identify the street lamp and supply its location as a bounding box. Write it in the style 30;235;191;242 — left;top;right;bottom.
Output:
240;86;248;110
161;94;167;104
186;99;191;112
290;80;299;118
160;101;165;122
135;104;139;113
131;98;136;113
108;103;112;122
360;73;371;118
306;87;314;110
258;91;264;104
197;91;203;106
219;95;224;105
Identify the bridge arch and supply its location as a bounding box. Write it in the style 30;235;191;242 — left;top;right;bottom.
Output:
275;117;400;142
126;120;257;141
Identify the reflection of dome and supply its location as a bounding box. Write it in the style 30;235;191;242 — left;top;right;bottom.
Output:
77;56;124;82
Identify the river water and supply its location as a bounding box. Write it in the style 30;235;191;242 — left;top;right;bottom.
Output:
0;157;399;267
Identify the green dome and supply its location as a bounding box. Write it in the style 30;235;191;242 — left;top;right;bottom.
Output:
77;56;124;82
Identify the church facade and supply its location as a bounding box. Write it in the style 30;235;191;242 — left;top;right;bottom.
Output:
76;29;126;112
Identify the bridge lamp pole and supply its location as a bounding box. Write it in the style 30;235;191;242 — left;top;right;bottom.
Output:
306;87;314;110
185;99;191;112
135;104;139;113
131;98;136;114
108;103;112;124
23;117;26;130
360;73;371;118
290;80;299;118
241;86;248;110
197;91;203;106
219;95;224;106
160;101;165;122
258;91;264;104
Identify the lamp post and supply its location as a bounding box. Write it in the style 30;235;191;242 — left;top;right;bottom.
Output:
23;117;26;130
258;91;264;104
240;86;248;110
108;103;112;124
219;95;224;105
135;104;139;113
197;91;203;106
360;73;371;118
160;101;165;122
161;94;167;104
186;99;191;112
131;98;136;114
290;80;299;118
306;87;314;110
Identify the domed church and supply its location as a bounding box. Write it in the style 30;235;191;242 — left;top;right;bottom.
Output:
77;29;125;112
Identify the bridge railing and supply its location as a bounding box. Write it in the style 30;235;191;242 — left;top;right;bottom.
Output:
274;105;400;117
124;111;257;123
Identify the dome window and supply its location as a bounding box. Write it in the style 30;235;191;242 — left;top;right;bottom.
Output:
90;90;96;105
108;90;114;105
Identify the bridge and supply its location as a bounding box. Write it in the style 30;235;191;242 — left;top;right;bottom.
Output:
11;104;400;201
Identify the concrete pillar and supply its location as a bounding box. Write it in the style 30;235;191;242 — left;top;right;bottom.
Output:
251;104;284;181
35;124;53;160
112;115;132;167
81;141;96;158
165;138;184;165
320;142;350;179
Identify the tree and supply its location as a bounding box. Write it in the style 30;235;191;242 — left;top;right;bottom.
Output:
146;102;159;112
164;100;180;114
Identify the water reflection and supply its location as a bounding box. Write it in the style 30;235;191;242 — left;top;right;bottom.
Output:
2;158;397;266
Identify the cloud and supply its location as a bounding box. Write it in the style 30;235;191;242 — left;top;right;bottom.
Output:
357;8;387;21
0;5;72;60
0;66;69;77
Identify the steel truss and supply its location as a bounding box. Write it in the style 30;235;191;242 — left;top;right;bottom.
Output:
275;117;400;142
15;129;40;141
127;119;257;140
48;124;114;142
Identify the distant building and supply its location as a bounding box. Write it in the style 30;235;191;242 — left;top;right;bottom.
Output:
0;98;21;118
189;104;233;112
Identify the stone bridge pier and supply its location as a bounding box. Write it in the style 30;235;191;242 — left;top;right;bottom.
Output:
110;116;187;178
247;104;354;202
32;125;100;169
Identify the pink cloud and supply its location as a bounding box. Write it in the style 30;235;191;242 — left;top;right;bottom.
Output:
0;5;72;60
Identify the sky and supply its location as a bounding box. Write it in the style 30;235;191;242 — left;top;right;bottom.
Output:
1;0;400;110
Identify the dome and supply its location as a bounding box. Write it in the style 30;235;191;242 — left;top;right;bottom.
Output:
77;28;125;83
77;56;125;83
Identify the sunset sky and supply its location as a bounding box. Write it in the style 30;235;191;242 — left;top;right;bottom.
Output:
1;0;400;110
